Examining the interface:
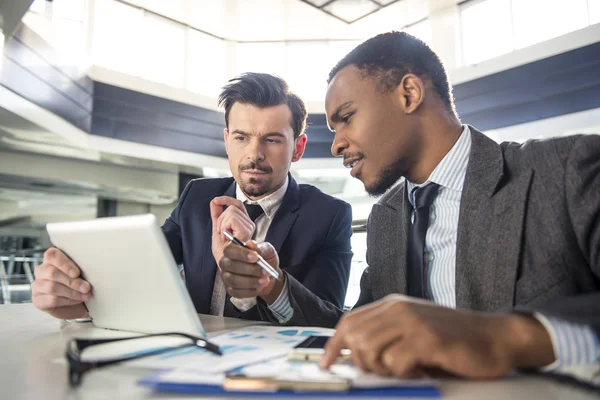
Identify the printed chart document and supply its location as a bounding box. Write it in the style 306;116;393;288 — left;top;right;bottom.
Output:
126;325;335;373
136;326;440;396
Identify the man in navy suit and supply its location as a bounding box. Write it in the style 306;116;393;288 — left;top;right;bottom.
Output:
31;73;353;326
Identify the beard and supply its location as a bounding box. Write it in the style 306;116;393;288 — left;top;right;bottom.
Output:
238;161;273;198
240;177;271;197
364;155;407;196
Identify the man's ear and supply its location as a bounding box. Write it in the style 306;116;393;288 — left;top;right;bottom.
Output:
292;134;307;162
223;128;229;155
394;74;425;114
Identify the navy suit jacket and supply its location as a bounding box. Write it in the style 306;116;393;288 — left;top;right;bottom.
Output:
161;175;353;325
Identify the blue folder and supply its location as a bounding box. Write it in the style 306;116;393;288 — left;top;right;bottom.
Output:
139;376;441;398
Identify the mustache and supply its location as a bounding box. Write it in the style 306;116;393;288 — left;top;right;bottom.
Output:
343;152;365;163
239;162;272;174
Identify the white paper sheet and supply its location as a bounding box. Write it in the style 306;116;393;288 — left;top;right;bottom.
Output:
241;357;439;388
144;356;438;389
126;325;334;372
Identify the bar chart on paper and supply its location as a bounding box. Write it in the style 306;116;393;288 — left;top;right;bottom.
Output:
126;325;335;372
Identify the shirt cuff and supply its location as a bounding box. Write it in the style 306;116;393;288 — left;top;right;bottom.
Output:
230;296;257;312
534;313;600;371
267;275;293;324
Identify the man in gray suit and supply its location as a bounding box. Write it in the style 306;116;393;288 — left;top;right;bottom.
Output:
223;31;599;378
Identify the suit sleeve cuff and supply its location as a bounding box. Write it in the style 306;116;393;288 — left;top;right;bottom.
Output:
267;274;293;323
534;313;600;371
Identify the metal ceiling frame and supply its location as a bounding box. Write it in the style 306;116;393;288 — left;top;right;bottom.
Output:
299;0;401;24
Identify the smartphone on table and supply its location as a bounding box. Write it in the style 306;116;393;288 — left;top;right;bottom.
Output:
287;335;351;362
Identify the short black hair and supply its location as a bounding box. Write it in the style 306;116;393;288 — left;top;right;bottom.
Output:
328;31;455;113
218;73;307;139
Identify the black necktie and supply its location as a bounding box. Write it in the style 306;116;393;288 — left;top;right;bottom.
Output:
222;203;265;319
244;203;264;222
407;183;440;299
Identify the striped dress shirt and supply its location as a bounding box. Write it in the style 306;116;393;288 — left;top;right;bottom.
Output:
406;125;599;369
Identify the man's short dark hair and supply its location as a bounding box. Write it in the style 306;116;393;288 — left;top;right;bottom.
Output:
328;31;456;113
218;73;307;139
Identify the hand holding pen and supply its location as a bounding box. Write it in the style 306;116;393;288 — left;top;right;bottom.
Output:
209;197;285;302
219;235;286;303
222;230;280;280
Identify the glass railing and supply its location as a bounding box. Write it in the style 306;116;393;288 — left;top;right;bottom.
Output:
0;251;44;305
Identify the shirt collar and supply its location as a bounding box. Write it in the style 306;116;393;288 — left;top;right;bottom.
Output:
236;175;289;219
406;125;472;199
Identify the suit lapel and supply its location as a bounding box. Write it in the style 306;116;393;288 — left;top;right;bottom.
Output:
455;128;532;310
368;182;411;300
198;180;237;309
265;174;300;253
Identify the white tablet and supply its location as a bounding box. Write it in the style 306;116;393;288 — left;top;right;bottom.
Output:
46;214;205;338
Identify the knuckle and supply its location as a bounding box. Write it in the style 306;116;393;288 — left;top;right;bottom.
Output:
219;256;232;270
222;274;234;286
49;267;62;281
382;349;396;367
46;281;58;293
390;299;407;311
44;248;57;261
69;278;81;290
383;293;397;301
32;296;46;310
46;296;59;309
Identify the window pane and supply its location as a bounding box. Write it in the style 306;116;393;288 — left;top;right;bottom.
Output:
92;0;143;76
22;9;86;61
188;0;227;39
186;30;227;98
588;0;600;24
328;40;362;69
29;0;46;14
235;43;286;78
461;0;513;65
137;0;186;22
286;42;331;101
512;0;589;49
138;13;185;87
344;231;368;308
404;18;432;45
52;0;87;21
52;19;86;60
236;0;285;41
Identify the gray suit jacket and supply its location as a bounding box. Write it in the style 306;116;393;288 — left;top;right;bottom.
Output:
279;128;600;332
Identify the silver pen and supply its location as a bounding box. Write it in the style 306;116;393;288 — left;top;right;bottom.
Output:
222;230;280;280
